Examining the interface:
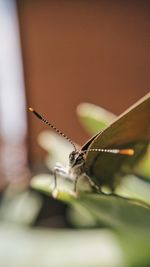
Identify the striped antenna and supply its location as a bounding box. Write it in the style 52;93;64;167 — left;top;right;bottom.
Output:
29;108;77;151
83;148;134;156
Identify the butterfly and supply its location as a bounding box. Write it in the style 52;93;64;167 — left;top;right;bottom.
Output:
29;92;150;195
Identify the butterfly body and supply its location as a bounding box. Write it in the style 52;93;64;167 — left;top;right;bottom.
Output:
52;150;99;195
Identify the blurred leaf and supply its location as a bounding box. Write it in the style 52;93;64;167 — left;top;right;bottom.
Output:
31;174;74;197
0;189;42;225
120;231;150;267
116;174;150;205
1;223;150;267
134;144;150;180
76;194;150;232
67;202;98;228
0;224;125;267
38;131;77;169
31;174;53;195
77;103;116;135
31;175;150;231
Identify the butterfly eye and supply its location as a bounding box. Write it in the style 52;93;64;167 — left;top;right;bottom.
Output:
78;154;83;160
69;151;76;163
76;154;84;164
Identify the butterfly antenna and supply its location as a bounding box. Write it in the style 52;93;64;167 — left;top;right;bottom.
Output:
84;148;134;156
29;107;77;151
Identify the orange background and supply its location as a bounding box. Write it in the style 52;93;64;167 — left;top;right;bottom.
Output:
17;0;150;163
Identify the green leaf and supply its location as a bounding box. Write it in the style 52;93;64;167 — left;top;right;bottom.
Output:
77;103;116;135
76;194;150;231
31;175;150;231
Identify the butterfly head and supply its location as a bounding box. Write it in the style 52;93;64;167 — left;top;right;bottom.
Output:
69;150;85;168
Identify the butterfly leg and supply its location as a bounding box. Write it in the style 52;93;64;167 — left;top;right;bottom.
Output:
74;176;79;192
85;174;101;193
108;176;119;194
52;169;58;198
53;170;57;190
52;164;68;197
73;174;101;193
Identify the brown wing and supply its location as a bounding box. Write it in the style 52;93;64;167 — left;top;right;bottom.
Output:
83;93;150;187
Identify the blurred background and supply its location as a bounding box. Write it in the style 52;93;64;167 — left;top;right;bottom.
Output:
0;1;150;266
19;0;150;163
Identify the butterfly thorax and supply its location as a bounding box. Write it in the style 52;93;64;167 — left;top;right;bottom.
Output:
68;150;85;178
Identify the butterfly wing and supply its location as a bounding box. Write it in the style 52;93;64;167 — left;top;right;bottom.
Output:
82;93;150;188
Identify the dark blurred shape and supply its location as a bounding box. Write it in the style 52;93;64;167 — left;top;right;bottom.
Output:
35;193;68;228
